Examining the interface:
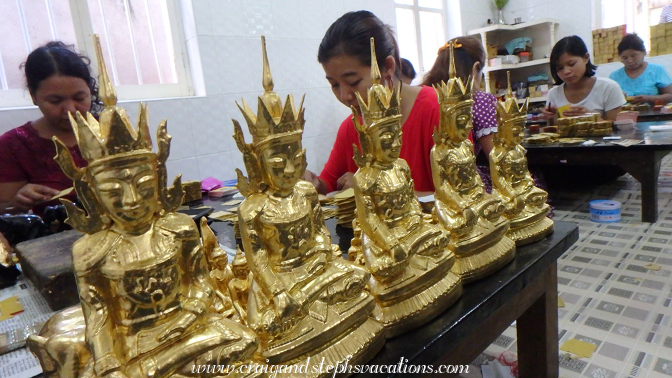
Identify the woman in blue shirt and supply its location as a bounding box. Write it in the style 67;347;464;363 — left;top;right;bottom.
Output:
609;34;672;105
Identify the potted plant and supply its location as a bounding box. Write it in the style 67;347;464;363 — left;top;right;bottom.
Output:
494;0;509;24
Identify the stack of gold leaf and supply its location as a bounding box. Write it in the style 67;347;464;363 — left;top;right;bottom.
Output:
623;103;650;111
592;120;614;136
558;115;613;137
321;205;337;219
333;188;356;227
181;180;202;203
524;134;553;144
558;137;585;144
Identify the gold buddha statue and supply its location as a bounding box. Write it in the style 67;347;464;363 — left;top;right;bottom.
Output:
26;35;259;378
490;73;554;245
431;42;516;282
232;36;384;373
228;248;251;325
350;38;462;337
203;219;236;318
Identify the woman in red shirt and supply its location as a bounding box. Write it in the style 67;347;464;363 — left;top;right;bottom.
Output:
303;11;443;194
0;42;99;215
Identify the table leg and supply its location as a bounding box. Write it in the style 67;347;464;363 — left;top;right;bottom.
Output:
516;262;559;378
619;151;666;223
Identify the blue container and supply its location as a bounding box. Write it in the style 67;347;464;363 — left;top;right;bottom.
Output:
589;200;621;223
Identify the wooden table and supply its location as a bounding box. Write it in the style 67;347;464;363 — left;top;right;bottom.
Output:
203;198;578;377
525;121;672;223
357;221;578;377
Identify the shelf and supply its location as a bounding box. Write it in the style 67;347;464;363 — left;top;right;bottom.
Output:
468;18;560;35
519;96;547;104
484;58;550;72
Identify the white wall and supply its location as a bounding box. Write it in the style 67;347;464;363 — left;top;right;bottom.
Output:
0;0;396;183
457;0;593;53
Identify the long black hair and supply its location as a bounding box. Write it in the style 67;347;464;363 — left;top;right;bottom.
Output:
318;11;401;78
22;41;101;113
549;36;597;85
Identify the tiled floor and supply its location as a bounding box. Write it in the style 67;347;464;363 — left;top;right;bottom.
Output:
482;157;672;378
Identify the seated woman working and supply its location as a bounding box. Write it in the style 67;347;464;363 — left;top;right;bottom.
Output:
303;11;442;195
609;33;672;105
541;36;627;187
542;36;626;122
0;42;99;215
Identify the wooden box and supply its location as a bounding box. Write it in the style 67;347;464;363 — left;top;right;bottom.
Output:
15;230;81;311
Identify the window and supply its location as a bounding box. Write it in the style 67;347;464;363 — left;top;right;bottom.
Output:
394;0;447;82
0;0;192;108
594;0;670;51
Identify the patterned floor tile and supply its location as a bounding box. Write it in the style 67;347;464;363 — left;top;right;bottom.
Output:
482;156;672;377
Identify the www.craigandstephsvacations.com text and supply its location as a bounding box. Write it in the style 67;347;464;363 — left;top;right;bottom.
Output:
191;357;469;377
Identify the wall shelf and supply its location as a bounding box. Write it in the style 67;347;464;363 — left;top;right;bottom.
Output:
469;18;559;102
484;58;550;72
519;96;547;104
467;18;561;35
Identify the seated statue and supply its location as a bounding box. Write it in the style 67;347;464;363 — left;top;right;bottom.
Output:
203;221;236;318
232;36;384;371
228;248;251;325
350;38;462;337
430;42;516;282
489;74;554;245
26;36;259;378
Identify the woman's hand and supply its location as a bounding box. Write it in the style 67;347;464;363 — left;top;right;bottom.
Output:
541;105;557;120
8;184;60;212
562;105;591;117
336;172;354;191
628;95;650;105
302;170;327;195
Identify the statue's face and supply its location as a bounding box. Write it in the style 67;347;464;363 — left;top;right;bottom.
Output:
371;122;401;165
445;103;473;142
212;255;228;270
233;265;248;278
503;120;525;145
261;138;306;191
93;162;158;228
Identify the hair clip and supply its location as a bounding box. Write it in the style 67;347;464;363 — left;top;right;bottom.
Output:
438;40;463;54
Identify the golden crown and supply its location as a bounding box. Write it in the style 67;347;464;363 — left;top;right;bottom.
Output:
236;36;305;149
232;247;247;269
53;34;182;233
434;40;473;105
496;71;528;123
352;38;402;168
353;37;401;130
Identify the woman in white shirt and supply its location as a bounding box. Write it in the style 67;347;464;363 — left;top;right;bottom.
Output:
540;36;626;188
542;36;625;122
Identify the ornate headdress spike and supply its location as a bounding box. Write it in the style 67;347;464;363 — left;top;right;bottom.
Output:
233;36;307;195
496;70;528;123
235;36;305;148
353;38;401;131
433;41;473;106
53;34;183;233
95;35;116;107
506;71;514;100
448;41;457;79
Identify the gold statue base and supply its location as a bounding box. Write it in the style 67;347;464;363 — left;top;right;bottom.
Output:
260;292;385;376
451;218;516;283
369;253;462;338
268;317;384;378
507;205;554;246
